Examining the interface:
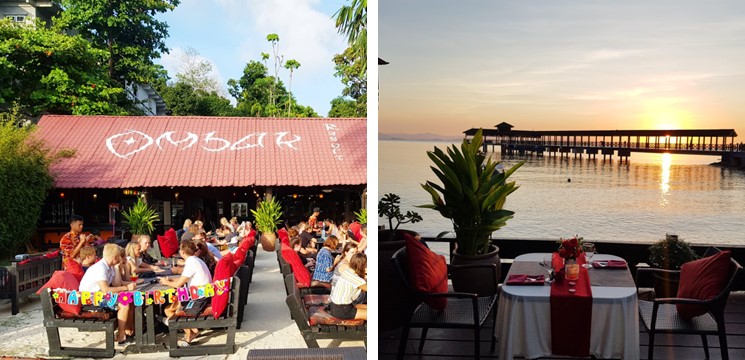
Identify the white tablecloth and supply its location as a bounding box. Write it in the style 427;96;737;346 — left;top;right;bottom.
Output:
497;253;639;360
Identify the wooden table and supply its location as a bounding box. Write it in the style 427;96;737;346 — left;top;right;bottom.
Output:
126;269;173;353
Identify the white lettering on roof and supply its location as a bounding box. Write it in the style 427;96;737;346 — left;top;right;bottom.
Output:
105;130;302;159
324;123;344;161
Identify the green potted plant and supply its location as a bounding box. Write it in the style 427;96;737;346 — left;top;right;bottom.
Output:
121;198;160;241
419;129;523;285
353;208;367;224
648;234;699;297
251;198;283;252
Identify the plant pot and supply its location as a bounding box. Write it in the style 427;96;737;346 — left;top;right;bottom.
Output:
652;271;681;298
131;234;143;242
451;244;500;295
260;232;277;252
378;229;419;331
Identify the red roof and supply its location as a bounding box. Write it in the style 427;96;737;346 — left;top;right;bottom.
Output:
34;115;367;188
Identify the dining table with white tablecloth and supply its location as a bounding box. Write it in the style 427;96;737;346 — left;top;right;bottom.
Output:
497;253;639;360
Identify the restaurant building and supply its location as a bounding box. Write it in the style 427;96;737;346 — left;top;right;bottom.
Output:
31;115;367;246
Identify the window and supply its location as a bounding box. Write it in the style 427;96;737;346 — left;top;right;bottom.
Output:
5;15;26;23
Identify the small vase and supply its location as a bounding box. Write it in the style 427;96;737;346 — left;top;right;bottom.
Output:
565;258;580;280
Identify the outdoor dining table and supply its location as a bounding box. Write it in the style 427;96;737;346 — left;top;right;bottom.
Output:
497;253;639;360
128;267;174;353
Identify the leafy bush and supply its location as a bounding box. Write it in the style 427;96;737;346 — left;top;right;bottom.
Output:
121;197;160;236
353;208;367;224
648;235;699;270
251;198;284;234
0;106;72;258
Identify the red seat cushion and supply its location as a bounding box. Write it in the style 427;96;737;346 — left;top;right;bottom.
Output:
58;310;112;320
308;305;366;326
212;253;238;319
36;270;82;315
278;228;290;247
66;260;85;282
281;244;311;287
158;228;179;258
303;294;330;307
676;250;732;320
405;232;449;311
349;222;362;241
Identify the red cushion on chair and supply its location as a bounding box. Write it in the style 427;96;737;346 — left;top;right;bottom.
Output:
158;228;179;258
36;270;82;315
278;228;290;247
66;260;85;282
281;244;311;287
676;250;732;320
212;253;237;319
349;222;362;241
405;232;448;311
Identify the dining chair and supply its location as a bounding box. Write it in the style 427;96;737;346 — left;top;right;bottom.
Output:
391;247;498;360
636;247;742;360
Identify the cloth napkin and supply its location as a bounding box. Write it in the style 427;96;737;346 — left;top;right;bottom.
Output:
506;274;545;285
592;260;627;268
550;252;592;357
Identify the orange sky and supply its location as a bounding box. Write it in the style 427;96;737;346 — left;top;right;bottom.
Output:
379;1;745;140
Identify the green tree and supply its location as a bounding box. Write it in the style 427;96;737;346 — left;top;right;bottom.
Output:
0;105;74;258
330;46;367;117
266;33;283;112
55;0;180;85
0;19;132;117
284;59;300;117
159;82;235;116
334;0;366;75
328;96;358;117
172;47;221;95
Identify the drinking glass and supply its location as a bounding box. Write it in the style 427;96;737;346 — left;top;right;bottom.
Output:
130;271;138;282
541;254;554;283
582;242;596;268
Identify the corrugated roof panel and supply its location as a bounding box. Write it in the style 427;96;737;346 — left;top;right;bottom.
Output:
35;115;366;188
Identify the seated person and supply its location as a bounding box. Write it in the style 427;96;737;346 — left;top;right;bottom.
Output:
311;235;341;288
219;222;253;257
298;222;318;254
125;240;162;275
160;240;212;345
328;253;367;320
357;225;368;253
79;245;98;271
332;242;358;286
79;244;137;344
192;235;218;276
137;235;162;266
181;223;199;242
291;236;316;271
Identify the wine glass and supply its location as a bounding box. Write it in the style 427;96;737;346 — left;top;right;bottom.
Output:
582;242;596;268
541;253;554;283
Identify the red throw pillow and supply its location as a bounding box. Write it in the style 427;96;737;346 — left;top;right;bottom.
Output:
278;228;290;247
212;253;238;319
45;250;60;258
349;222;362;241
405;232;448;311
281;244;311;287
676;250;732;320
158;228;179;258
36;270;82;315
66;260;85;282
233;244;247;266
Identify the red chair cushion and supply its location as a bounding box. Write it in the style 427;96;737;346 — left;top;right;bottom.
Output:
45;250;60;258
66;260;85;282
36;270;82;315
307;305;366;326
303;294;330;307
349;222;362;241
158;228;179;258
212;253;237;319
58;310;112;320
278;228;290;247
405;232;448;311
676;250;732;320
281;244;311;287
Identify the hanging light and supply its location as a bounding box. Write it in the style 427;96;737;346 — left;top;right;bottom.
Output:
319;194;324;199
293;194;298;199
60;192;65;198
93;194;98;200
175;192;180;200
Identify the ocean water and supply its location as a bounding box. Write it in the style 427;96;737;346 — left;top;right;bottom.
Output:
379;140;745;246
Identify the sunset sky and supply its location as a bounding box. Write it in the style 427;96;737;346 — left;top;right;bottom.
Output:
379;1;745;139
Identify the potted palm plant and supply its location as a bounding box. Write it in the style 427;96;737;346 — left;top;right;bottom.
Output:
251;198;283;252
419;129;523;285
121;198;159;241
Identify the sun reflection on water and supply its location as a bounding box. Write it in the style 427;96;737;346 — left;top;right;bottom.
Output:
659;153;672;206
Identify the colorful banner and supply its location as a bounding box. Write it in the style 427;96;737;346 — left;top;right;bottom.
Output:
51;279;230;307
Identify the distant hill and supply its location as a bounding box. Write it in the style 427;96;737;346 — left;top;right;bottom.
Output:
379;132;462;142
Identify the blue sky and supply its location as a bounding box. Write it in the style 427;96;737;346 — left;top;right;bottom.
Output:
156;0;350;117
380;1;745;138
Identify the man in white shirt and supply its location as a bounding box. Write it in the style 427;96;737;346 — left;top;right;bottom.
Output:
79;244;137;344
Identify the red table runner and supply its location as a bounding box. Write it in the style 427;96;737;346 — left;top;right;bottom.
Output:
550;252;592;357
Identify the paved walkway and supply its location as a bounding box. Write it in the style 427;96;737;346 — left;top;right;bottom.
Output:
0;245;365;359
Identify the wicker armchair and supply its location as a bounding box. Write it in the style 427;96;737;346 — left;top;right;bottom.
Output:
636;247;742;360
391;247;498;360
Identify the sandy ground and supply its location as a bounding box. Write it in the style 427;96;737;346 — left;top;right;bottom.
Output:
0;245;365;359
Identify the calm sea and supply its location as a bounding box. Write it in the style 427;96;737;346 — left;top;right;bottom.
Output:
379;140;745;246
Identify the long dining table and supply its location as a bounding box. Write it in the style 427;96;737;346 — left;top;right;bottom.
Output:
497;253;639;360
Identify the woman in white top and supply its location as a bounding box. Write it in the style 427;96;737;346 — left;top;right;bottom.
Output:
161;240;212;344
329;253;367;320
332;242;358;286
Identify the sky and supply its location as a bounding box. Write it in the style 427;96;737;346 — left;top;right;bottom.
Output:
155;0;349;117
379;1;745;139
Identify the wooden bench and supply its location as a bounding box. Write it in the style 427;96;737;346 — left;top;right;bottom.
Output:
247;346;367;359
285;276;366;348
167;275;241;357
40;288;116;358
0;255;61;315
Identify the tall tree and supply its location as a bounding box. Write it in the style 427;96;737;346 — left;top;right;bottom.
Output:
54;0;180;85
330;46;366;117
334;0;366;75
284;59;300;117
0;19;133;117
266;33;283;113
159;82;235;116
171;47;222;95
